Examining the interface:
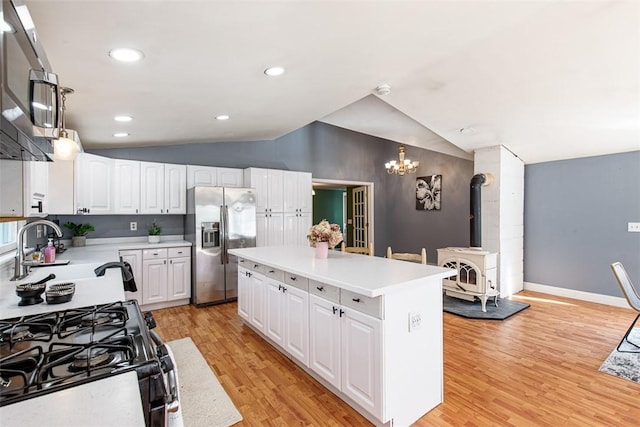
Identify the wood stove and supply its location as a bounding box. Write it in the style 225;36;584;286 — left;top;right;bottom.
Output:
437;247;498;312
437;173;498;312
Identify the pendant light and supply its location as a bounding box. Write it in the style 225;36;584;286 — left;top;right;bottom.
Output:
385;145;419;175
53;87;80;161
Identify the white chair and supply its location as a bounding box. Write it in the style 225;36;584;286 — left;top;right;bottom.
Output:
610;262;640;353
341;242;373;256
386;247;427;264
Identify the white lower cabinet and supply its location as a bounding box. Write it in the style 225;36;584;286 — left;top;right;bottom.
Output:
249;271;267;333
309;294;382;417
132;246;191;307
118;249;143;302
237;266;252;321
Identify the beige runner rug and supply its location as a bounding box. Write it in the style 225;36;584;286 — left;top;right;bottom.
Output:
166;337;243;427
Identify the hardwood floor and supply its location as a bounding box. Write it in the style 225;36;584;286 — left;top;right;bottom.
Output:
152;291;640;426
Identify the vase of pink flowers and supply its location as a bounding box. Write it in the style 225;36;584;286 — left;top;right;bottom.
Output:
308;220;343;259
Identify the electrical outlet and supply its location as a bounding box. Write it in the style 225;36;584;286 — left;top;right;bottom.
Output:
130;222;137;231
409;312;422;332
628;222;640;233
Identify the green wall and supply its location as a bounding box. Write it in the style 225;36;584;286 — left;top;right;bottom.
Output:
312;189;344;229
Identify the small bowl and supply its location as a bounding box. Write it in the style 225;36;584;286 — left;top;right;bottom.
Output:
46;283;76;305
16;283;46;306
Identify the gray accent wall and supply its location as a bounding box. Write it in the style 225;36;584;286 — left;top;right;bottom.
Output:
91;121;475;260
524;151;640;298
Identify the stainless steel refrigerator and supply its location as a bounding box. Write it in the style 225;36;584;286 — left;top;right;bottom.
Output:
185;186;256;306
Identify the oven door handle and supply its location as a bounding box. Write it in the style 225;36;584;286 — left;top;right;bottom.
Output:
149;330;180;413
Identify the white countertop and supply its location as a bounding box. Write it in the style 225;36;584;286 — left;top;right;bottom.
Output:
0;371;146;427
229;246;456;297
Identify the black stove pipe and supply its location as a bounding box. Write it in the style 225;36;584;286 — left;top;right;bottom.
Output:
470;173;487;249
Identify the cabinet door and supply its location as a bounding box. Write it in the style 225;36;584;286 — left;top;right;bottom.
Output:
140;162;164;214
341;308;382;417
142;258;168;305
187;165;217;188
284;212;311;246
256;212;268;247
76;153;113;214
245;168;269;213
168;256;191;300
309;294;341;389
119;249;142;302
265;278;285;348
267;169;284;212
114;159;140;214
250;272;266;333
48;159;75;214
165;164;186;214
0;159;23;216
297;172;313;213
217;167;243;187
23;160;48;216
266;212;284;246
238;267;251;321
285;285;309;366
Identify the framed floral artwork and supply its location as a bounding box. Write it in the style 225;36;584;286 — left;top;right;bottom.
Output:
416;175;442;210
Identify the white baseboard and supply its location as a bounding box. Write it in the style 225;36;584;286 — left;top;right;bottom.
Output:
523;281;631;309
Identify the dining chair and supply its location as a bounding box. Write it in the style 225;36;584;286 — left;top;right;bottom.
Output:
340;242;373;256
610;262;640;353
386;246;427;264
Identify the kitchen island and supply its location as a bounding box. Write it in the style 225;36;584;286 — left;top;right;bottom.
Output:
229;246;455;427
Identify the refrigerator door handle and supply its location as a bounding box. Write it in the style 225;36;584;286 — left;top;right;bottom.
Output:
220;205;226;264
222;204;230;264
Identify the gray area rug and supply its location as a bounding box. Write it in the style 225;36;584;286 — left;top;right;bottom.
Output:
599;328;640;384
443;294;530;320
166;337;243;427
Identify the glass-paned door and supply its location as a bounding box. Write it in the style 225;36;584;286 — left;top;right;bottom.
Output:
352;186;368;248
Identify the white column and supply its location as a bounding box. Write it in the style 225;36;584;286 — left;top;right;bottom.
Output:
474;146;524;297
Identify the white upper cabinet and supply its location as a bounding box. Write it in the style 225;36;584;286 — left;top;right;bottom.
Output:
141;162;186;214
187;165;216;188
114;159;140;214
283;171;312;213
244;168;284;213
23;160;48;217
48;160;75;215
0;160;23;217
216;167;243;187
140;162;165;214
75;153;114;215
187;165;243;188
164;164;186;214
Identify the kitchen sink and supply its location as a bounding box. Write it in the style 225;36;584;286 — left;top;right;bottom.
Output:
16;262;107;284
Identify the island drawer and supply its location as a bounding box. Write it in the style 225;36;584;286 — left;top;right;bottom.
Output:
309;280;339;303
264;267;284;282
341;290;383;319
168;247;189;258
284;273;308;291
143;248;168;260
248;262;264;274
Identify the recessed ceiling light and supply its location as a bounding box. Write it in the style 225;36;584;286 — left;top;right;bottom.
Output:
109;48;144;62
215;115;230;121
113;132;129;138
114;115;133;122
459;127;476;135
264;66;285;77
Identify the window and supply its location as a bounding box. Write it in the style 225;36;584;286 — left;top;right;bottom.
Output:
0;221;22;255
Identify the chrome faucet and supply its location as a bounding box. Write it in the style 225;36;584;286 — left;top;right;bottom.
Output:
12;219;63;281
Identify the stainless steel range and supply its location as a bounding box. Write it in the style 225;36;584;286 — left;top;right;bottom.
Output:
0;300;178;426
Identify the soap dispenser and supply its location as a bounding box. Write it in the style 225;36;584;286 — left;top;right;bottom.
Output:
44;238;56;264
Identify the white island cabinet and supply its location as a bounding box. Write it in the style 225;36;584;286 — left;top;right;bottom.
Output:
229;246;455;427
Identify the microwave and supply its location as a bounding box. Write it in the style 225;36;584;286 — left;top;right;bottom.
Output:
0;0;60;161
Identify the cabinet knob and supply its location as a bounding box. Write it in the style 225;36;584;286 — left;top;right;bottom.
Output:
316;286;324;292
268;270;275;273
339;309;344;317
290;276;296;281
282;286;287;293
332;306;338;315
352;298;360;303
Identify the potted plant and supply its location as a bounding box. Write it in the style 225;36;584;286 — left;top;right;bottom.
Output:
148;222;161;243
63;222;95;247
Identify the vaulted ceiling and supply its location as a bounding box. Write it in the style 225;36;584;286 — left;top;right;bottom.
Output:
27;0;639;164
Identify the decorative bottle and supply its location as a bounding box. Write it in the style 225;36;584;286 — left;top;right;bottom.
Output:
44;238;56;264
